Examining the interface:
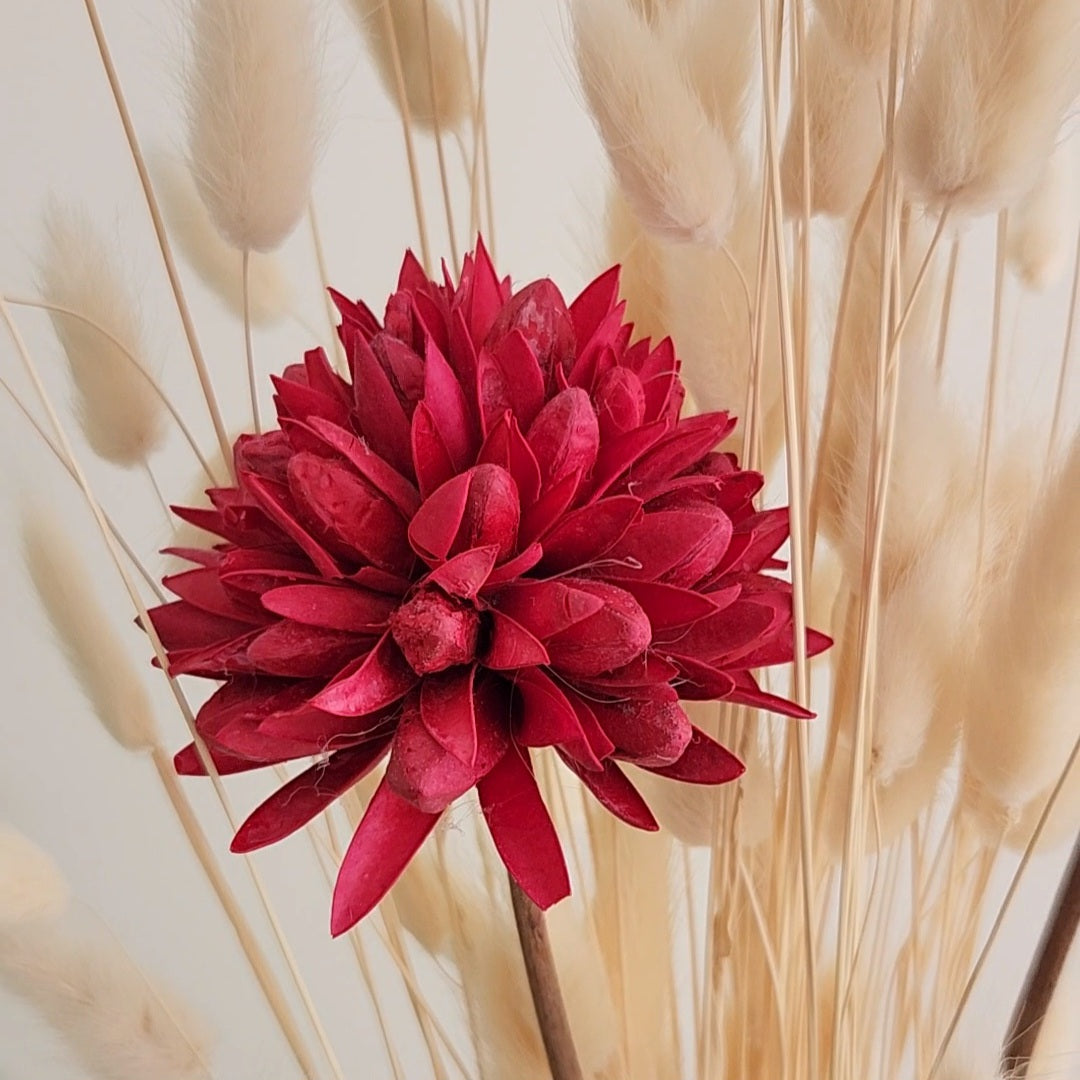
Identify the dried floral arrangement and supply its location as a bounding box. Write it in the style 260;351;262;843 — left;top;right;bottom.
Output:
1;1;1078;1079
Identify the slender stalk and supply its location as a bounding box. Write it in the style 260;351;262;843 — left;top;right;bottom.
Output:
933;237;961;383
80;0;232;468
144;461;172;526
421;0;460;267
1049;227;1080;456
242;249;261;434
757;3;819;1076
2;296;218;482
377;0;433;270
1003;832;1080;1077
151;750;321;1079
308;201;348;372
0;374;164;600
508;876;585;1080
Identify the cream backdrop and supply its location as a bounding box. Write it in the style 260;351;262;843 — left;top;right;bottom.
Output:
0;2;1077;1078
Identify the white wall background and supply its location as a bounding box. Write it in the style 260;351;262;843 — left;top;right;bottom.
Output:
0;1;1077;1078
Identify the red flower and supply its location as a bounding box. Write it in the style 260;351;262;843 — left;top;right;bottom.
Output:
150;243;827;935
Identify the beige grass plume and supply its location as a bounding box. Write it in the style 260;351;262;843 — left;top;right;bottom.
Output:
185;0;321;251
963;436;1080;814
37;203;166;468
0;825;69;926
0;923;210;1080
663;183;785;458
347;0;471;132
155;155;292;323
812;0;913;67
898;0;1080;212
23;503;157;753
780;20;882;217
572;0;737;247
660;0;759;142
605;186;669;343
1007;139;1079;290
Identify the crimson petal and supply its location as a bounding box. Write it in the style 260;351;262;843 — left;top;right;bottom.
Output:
558;754;658;831
643;726;745;784
260;584;397;631
312;634;417;716
420;666;479;766
527;387;600;486
545;580;651;678
491;579;604;641
591;690;692;767
485;610;551;669
514;668;604;770
426;546;498;598
538;495;643;573
477;747;571;910
331;778;441;936
231;738;393;853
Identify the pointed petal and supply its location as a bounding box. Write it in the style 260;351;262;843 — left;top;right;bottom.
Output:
411;401;458;497
245;621;370;678
387;692;508;812
420;666;478;766
590;690;692;766
312;634;417;716
231;739;393;853
426;546;499;598
422;336;474;467
477;747;570;910
558;755;658;831
538;496;643;573
527;388;600;486
569;265;621;349
545;580;651;678
725;671;815;719
260;584;397;631
643;726;745;784
519;469;582;546
331;778;441;935
344;327;414;476
484;610;551;669
609;580;720;630
515;668;604;770
477;411;543;504
485;542;544;584
243;474;341;578
491;579;604;640
658;600;778;666
302;416;421;517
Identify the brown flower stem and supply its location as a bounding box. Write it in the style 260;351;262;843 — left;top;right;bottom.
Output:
1002;832;1080;1077
508;876;585;1080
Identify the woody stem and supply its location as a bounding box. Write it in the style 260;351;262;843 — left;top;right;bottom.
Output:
508;875;585;1080
1002;832;1080;1077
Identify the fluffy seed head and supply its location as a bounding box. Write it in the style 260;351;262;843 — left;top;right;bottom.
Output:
185;0;322;251
573;0;737;246
0;825;69;926
898;0;1080;212
23;504;158;753
348;0;471;132
37;203;166;467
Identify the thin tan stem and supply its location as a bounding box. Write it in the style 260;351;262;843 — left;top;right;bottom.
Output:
151;750;320;1079
0;374;163;600
80;0;231;468
934;237;961;383
307;201;348;373
2;296;218;483
421;0;460;268
1049;227;1080;456
509;875;585;1080
144;460;172;526
758;4;819;1077
378;0;433;271
474;0;496;252
242;249;261;434
976;211;1009;573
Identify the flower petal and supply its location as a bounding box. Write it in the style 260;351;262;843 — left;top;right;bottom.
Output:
420;666;479;766
609;579;721;630
231;738;393;853
491;579;604;641
591;689;692;767
312;634;417;716
477;411;542;504
245;621;371;678
545;580;651;678
557;754;658;831
514;668;604;770
484;610;551;669
477;746;570;910
260;584;397;631
243;474;342;578
537;496;643;573
343;327;414;476
527;387;600;486
426;546;499;598
569;264;621;347
331;777;441;936
643;727;745;784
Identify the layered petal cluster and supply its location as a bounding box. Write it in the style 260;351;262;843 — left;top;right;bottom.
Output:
150;243;827;935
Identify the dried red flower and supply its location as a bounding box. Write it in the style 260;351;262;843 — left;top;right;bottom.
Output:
150;242;828;935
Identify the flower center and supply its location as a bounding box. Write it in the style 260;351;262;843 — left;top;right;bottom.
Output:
389;588;480;675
